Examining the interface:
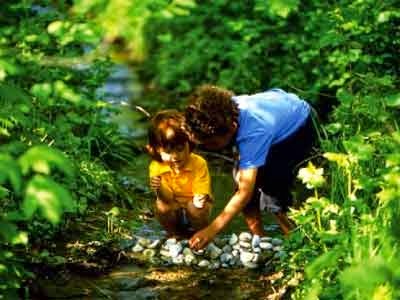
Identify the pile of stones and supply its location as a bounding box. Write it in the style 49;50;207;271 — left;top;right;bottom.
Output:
130;232;286;269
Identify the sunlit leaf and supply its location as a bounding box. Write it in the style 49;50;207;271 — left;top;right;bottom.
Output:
343;136;375;161
11;232;28;245
47;20;65;35
267;0;299;18
323;152;350;168
108;206;120;217
19;146;74;177
23;175;74;224
385;93;400;108
30;82;52;100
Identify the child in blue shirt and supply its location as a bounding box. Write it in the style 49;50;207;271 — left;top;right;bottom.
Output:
184;85;315;249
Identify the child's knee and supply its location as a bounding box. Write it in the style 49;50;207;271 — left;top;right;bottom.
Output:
186;201;212;220
155;198;179;215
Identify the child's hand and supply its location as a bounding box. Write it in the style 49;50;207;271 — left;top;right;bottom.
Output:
193;194;207;208
150;176;161;193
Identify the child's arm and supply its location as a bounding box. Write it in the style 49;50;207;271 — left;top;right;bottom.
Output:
190;167;257;249
150;176;174;202
191;155;212;208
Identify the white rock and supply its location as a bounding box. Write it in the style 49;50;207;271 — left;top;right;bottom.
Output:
229;233;238;245
182;247;193;256
132;244;144;252
172;254;184;265
198;259;210;267
239;232;252;242
147;239;161;249
207;243;222;259
253;247;261;253
273;246;283;252
220;253;233;264
222;244;232;253
184;254;197;266
239;241;251;248
169;243;183;257
160;249;171;257
232;244;241;250
165;238;177;246
240;251;254;264
259;242;273;250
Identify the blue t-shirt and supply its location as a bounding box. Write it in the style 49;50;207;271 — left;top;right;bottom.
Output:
234;88;310;169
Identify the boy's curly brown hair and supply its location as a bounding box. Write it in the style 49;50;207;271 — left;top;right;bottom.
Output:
146;109;193;162
185;85;239;142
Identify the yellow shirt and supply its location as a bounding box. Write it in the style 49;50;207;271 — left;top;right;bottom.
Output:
149;153;211;204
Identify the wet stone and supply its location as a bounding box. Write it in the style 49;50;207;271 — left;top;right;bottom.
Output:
238;232;252;242
229;233;238;245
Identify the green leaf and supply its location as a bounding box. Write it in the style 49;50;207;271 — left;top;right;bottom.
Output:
385;93;400;108
19;146;74;177
0;154;22;194
0;82;30;104
306;247;341;277
267;0;299;18
23;175;74;225
343;136;375;161
0;220;18;243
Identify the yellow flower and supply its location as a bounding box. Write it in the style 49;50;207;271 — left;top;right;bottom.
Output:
297;162;325;189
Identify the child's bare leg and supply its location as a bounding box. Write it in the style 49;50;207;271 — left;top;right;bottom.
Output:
242;204;265;236
273;211;294;236
155;198;181;237
185;201;212;231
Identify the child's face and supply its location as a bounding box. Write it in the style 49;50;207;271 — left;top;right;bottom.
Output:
158;142;190;171
197;123;237;151
200;134;232;150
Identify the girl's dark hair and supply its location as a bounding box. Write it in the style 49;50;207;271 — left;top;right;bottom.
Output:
146;109;193;161
185;84;238;142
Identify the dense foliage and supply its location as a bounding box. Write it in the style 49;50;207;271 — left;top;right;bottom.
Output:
1;0;399;299
0;1;137;297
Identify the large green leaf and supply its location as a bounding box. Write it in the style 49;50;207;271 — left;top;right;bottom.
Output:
19;146;74;177
23;175;74;225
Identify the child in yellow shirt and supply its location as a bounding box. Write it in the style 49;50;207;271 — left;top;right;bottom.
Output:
146;110;212;238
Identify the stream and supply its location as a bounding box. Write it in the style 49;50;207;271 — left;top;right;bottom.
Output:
31;64;287;300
